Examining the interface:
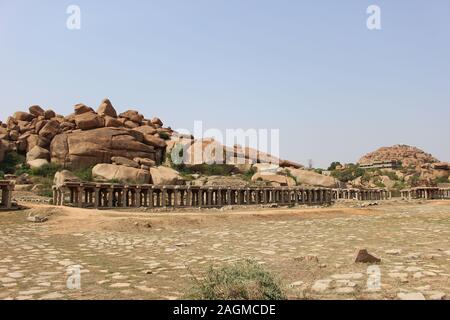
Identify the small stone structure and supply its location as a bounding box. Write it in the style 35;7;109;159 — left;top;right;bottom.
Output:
400;187;450;200
52;183;336;208
0;180;14;209
333;188;390;201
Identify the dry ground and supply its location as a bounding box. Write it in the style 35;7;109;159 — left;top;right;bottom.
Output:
0;196;449;300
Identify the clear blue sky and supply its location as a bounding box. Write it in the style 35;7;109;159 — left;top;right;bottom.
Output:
1;0;449;168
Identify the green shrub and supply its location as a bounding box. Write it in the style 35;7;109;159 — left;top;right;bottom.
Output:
327;161;342;171
331;164;364;183
158;132;171;140
107;179;122;184
0;171;4;179
188;260;286;300
410;174;421;187
199;164;234;176
73;166;94;182
15;166;32;176
434;176;450;184
242;167;257;182
38;188;54;198
380;170;400;181
393;181;407;190
0;152;26;174
31;163;62;177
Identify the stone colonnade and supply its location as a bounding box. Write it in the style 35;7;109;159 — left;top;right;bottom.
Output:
53;183;335;208
401;187;450;200
333;188;390;201
0;181;14;209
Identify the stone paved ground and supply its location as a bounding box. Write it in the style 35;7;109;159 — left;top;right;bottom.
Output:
0;200;449;300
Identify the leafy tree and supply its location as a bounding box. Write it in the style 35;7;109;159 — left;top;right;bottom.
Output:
328;161;342;171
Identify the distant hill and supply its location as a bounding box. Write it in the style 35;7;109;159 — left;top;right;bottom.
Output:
358;144;439;168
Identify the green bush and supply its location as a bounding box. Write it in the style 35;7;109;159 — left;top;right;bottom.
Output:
189;260;286;300
158;132;171;140
31;163;62;177
73;166;94;182
0;152;26;174
242;167;257;182
434;176;450;184
199;164;234;176
0;171;4;179
327;161;342;171
331;164;364;183
380;170;400;181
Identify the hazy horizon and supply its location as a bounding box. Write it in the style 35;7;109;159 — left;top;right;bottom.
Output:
1;0;449;167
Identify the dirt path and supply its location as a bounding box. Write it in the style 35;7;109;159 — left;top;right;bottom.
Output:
1;200;449;300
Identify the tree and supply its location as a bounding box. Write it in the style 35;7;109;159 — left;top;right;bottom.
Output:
328;161;342;171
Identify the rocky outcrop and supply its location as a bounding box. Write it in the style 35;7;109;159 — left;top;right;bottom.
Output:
29;105;45;117
0;139;5;162
54;170;81;187
111;156;140;168
50;127;157;169
74;112;105;130
288;168;338;188
27;159;49;169
97;99;117;118
251;172;296;187
92;163;150;183
149;166;184;185
359;145;439;167
26;145;50;162
0;99;171;172
193;175;249;187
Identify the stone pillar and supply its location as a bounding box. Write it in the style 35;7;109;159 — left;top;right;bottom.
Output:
52;187;58;206
217;189;222;206
186;189;192;207
108;188;114;207
224;189;229;205
75;187;82;207
207;189;213;207
173;189;178;208
121;188;128;207
134;188;142;208
161;188;167;207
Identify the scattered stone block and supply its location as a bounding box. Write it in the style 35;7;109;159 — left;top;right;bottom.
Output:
355;249;381;264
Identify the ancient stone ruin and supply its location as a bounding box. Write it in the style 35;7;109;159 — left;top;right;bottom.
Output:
0;180;14;209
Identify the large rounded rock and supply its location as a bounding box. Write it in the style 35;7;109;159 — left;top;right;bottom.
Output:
104;116;122;128
75;112;105;130
39;120;60;140
74;104;94;115
44;109;56;120
111;156;139;168
288;168;338;188
251;172;296;187
150;166;184;185
14;111;35;122
54;170;81;187
23;133;50;152
92;164;150;183
97;99;117;118
26;145;50;162
27;159;49;169
119;110;144;124
29;105;45;117
50;127;158;169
